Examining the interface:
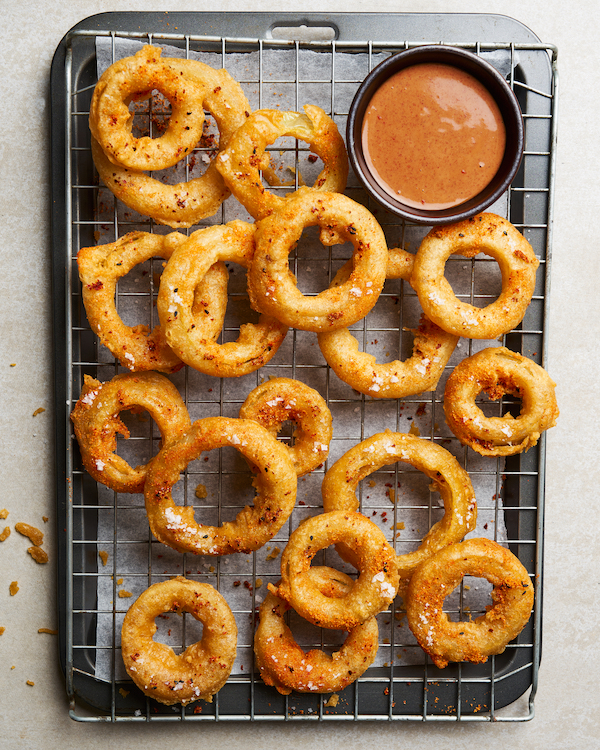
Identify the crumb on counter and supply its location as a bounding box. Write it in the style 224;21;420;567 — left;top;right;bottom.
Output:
32;407;46;417
42;516;48;523
325;694;339;707
9;581;19;596
26;680;35;686
14;522;44;547
38;628;58;635
265;546;281;562
28;546;49;564
0;627;5;635
194;483;208;499
0;509;8;519
119;687;130;698
98;550;109;566
118;590;133;598
0;527;10;542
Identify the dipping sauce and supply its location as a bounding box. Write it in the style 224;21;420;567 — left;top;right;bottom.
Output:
361;63;506;210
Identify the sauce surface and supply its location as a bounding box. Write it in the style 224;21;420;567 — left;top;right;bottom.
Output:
361;63;506;210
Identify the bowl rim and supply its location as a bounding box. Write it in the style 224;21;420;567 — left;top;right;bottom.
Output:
346;44;524;225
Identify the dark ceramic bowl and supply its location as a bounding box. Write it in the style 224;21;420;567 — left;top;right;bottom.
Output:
347;45;524;225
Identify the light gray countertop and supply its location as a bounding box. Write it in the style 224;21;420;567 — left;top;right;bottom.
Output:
1;1;598;747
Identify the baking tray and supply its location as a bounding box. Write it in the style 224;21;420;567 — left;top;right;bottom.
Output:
50;12;557;723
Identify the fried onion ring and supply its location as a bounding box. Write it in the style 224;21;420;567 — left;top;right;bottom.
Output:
121;577;237;704
405;538;534;668
89;46;206;171
271;510;399;630
70;372;191;493
255;567;378;695
157;221;288;377
91;51;252;228
443;346;559;456
215;105;348;220
411;213;539;339
318;258;457;398
321;431;477;581
248;190;388;332
78;230;228;373
238;378;332;475
144;417;297;555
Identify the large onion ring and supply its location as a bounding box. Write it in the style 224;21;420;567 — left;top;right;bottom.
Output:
405;538;534;668
271;510;399;630
70;372;191;494
248;189;388;332
318;258;457;398
121;577;237;704
215;105;348;220
89;46;206;172
411;213;539;339
157;221;288;377
91;51;252;228
144;416;297;555
255;567;378;695
238;377;332;475
443;346;559;456
321;431;477;580
78;231;229;373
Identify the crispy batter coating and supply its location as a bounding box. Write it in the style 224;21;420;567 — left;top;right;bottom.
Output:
405;538;534;668
411;213;539;339
70;372;191;493
144;417;297;555
443;346;559;455
157;221;287;377
239;378;332;475
121;577;237;705
321;431;477;581
255;567;378;695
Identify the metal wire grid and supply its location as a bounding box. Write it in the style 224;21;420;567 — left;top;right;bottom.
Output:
60;27;558;723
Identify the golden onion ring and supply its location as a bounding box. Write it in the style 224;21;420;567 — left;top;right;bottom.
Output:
443;346;559;455
89;46;206;172
318;258;457;398
321;431;477;581
238;377;332;476
77;231;228;373
157;221;288;377
215;105;348;220
248;189;388;332
255;567;378;695
405;538;534;668
144;416;297;555
121;577;237;704
91;51;252;228
411;213;539;339
70;372;192;494
271;510;399;630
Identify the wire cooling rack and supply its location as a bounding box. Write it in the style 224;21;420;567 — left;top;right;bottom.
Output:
50;12;557;723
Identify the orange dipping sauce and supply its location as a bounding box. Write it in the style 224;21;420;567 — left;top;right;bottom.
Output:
361;63;506;210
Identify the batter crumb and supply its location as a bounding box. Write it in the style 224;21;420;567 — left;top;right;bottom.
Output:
9;581;19;596
194;483;208;499
265;546;281;562
98;550;109;566
15;522;44;546
324;694;339;707
118;590;133;598
26;680;35;686
32;407;46;417
0;527;10;542
0;627;5;635
38;628;58;635
28;546;49;564
0;509;8;519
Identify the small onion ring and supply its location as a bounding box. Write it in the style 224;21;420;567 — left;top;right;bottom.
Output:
405;538;534;668
443;346;559;456
271;510;399;630
91;53;252;228
157;221;288;377
248;189;388;332
215;105;348;220
238;377;332;476
255;567;379;695
321;431;477;581
318;258;457;398
411;213;540;339
89;46;206;172
144;416;297;555
121;577;237;704
77;230;228;373
70;372;192;494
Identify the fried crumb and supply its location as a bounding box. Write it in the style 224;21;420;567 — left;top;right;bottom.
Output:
26;680;35;686
368;480;376;488
14;522;43;546
265;546;280;562
32;407;46;417
118;590;133;598
0;627;5;635
119;687;130;698
408;422;420;437
38;628;58;635
387;488;396;504
9;581;18;596
0;509;8;519
28;546;49;564
194;483;208;499
98;550;109;566
255;578;263;589
0;527;10;542
117;578;123;585
395;522;405;530
9;363;16;367
324;693;339;707
42;516;48;523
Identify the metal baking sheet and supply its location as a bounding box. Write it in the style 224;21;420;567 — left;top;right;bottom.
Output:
50;12;557;723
